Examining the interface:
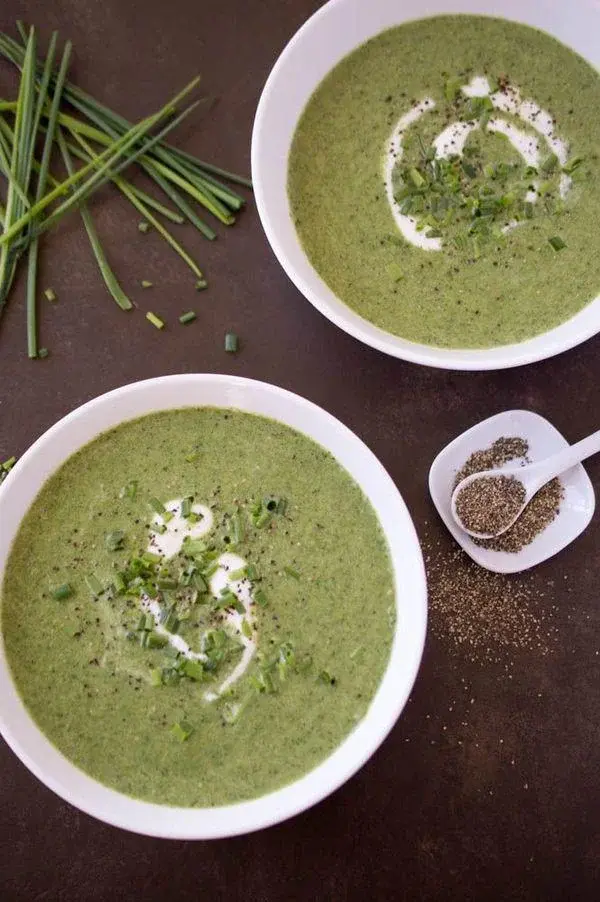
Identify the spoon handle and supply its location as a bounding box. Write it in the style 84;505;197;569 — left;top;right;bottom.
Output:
530;428;600;492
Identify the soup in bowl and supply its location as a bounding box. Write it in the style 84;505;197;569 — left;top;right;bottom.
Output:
0;375;426;838
252;0;600;369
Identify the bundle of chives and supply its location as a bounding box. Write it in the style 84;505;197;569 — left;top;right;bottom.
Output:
0;22;251;355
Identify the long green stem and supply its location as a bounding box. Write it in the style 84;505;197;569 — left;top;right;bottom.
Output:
58;108;217;238
0;77;201;247
0;31;250;195
26;36;69;357
72;131;204;279
40;97;200;237
0;27;37;311
57;129;133;311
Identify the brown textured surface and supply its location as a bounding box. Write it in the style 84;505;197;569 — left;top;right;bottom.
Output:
1;1;599;899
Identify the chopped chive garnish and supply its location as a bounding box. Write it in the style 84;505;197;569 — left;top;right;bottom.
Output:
203;559;220;578
254;508;271;529
157;578;177;590
232;598;245;614
540;153;558;174
154;522;167;534
283;566;300;580
114;572;127;594
138;220;149;233
105;529;125;551
563;156;583;174
548;236;566;252
52;583;73;600
146;631;167;649
254;589;267;607
146;310;164;329
137;613;153;631
148;497;165;515
193;572;208;593
318;670;337;686
85;573;103;596
228;567;247;582
246;563;259;581
241;619;253;639
141;279;153;288
216;588;237;609
185;450;199;462
183;537;206;556
163;611;180;633
183;659;204;681
141;551;162;564
386;262;404;282
179;310;196;324
44;287;56;302
444;77;462;102
37;347;49;358
150;667;163;687
120;480;138;500
170;720;193;742
181;497;192;518
2;456;16;471
195;278;208;291
224;331;238;353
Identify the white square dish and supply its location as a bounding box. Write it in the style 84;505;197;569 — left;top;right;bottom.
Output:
428;410;595;573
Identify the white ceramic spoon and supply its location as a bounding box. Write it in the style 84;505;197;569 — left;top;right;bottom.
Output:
451;428;600;539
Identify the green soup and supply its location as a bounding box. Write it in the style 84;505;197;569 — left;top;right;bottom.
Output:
288;15;600;348
1;409;394;807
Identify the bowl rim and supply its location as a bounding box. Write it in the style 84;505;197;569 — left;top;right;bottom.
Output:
251;0;600;371
0;373;427;839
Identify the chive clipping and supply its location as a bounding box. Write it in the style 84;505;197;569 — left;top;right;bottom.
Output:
183;659;204;681
138;220;149;233
195;279;208;291
105;529;125;551
224;331;238;352
283;566;300;580
150;667;163;686
254;589;267;607
387;260;402;280
241;619;252;639
120;479;138;500
548;236;566;251
85;573;103;596
146;311;164;329
37;346;48;358
44;287;56;301
179;310;196;324
52;583;73;600
141;279;153;288
170;721;193;742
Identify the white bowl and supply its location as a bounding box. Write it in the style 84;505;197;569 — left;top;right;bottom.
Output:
0;374;427;839
428;409;595;573
251;0;600;370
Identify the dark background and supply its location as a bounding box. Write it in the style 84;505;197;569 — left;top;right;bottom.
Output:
1;1;599;899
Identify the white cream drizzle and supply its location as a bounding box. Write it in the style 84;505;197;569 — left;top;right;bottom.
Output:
141;499;256;701
384;75;574;250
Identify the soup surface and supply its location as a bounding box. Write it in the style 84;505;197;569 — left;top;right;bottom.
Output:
1;409;394;807
288;15;600;348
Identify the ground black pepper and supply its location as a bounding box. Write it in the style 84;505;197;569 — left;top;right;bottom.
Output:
453;436;564;553
456;474;526;535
